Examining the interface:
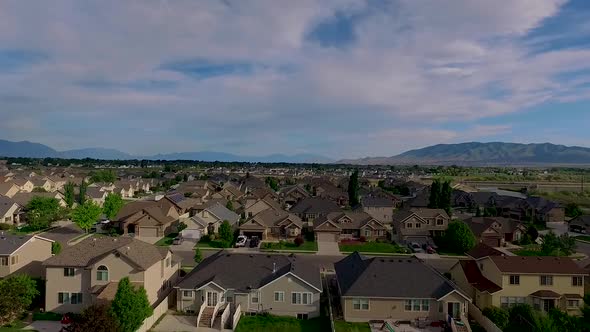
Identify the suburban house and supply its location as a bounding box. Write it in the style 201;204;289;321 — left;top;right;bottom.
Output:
335;252;471;325
360;197;395;224
0;195;22;225
313;211;387;242
239;208;303;240
0;233;54;278
114;199;181;237
12;192;67;208
31;178;55;192
13;178;34;193
463;217;527;247
290;197;341;226
243;196;283;219
278;185;310;208
86;187;108;206
569;215;590;233
392;208;450;243
449;254;585;315
211;185;244;201
43;236;180;313
183;203;240;239
176;252;322;328
0;182;19;198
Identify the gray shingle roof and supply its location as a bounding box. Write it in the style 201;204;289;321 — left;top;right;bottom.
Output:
43;236;169;270
335;252;461;299
177;252;321;292
207;203;240;225
0;195;19;217
362;197;394;208
0;234;36;255
290;198;341;215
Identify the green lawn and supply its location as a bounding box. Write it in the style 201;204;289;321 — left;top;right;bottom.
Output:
575;236;590;242
155;233;179;247
334;321;371;332
512;244;569;257
32;312;62;321
0;320;27;332
339;241;408;254
261;240;318;252
234;315;330;332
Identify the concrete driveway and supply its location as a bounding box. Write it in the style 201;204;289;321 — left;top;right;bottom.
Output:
40;223;84;246
317;241;341;255
23;321;62;331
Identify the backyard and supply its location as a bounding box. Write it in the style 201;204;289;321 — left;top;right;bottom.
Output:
234;315;330;332
260;240;318;252
339;240;408;254
334;320;371;332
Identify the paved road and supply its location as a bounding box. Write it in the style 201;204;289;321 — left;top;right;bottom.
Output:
40;223;84;246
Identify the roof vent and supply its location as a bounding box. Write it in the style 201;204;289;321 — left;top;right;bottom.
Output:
272;262;276;274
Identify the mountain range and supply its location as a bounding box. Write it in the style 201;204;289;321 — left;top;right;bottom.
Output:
339;142;590;165
0;139;332;163
2;139;590;165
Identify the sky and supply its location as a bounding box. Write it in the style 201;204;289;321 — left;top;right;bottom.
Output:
1;0;590;159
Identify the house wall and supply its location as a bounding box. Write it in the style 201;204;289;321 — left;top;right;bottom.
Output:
143;252;179;304
363;206;393;224
449;264;475;299
257;274;321;318
6;237;52;278
0;204;20;225
45;267;92;313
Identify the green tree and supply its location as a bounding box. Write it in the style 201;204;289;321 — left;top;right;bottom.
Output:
51;242;61;255
348;169;359;207
64;181;75;208
194;247;203;264
177;222;187;233
103;193;124;220
475;205;482;217
482;306;509;330
0;274;40;326
540;231;577;256
265;177;279;191
440;180;453;215
218;220;233;246
78;181;88;205
71;201;102;233
70;304;120;332
26;197;61;230
226;200;234;211
110;278;153;332
90;170;117;183
444;221;476;254
565;203;583;218
428;179;441;209
183;174;188;182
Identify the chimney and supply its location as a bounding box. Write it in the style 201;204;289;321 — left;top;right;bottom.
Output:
272;262;276;274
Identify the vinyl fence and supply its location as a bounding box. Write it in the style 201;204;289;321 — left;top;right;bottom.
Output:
136;293;170;332
468;302;503;332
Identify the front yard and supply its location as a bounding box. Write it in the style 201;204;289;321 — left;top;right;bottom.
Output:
339;240;408;254
154;233;179;247
575;235;590;242
261;240;318;252
234;315;330;332
334;321;371;332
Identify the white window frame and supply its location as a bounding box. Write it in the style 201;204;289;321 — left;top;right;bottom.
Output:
404;299;430;312
274;291;285;302
63;267;75;277
567;299;580;308
70;292;83;305
352;298;369;311
540;275;553;286
58;292;70;304
572;276;583;287
182;290;193;298
509;275;520;285
291;292;312;305
96;265;109;281
251;292;260;304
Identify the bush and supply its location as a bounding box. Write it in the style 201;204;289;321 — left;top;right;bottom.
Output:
294;236;304;247
483;306;509;330
200;234;211;243
51;242;61;255
0;223;11;230
359;236;367;242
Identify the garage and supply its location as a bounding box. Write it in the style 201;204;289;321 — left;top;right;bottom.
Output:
242;231;264;239
181;229;201;240
317;232;338;242
482;236;501;247
138;226;159;237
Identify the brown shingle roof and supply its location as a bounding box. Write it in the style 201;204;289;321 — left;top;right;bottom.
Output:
530;290;562;298
467;243;504;259
459;260;502;293
489;256;585;275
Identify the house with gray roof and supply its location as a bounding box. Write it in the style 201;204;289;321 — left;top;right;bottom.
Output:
314;211;387;243
335;252;470;324
360;196;395;224
239;208;303;240
176;252;322;328
290;197;341;226
570;215;590;234
0;233;53;278
183;203;240;239
43;236;179;313
0;195;22;226
392;208;450;243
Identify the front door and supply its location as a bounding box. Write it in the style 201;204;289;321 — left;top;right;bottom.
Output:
207;292;218;307
543;299;555;312
447;302;461;319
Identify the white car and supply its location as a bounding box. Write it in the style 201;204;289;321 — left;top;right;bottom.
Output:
235;235;247;248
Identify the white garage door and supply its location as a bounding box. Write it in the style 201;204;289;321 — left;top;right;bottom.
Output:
181;229;201;240
139;227;159;237
317;232;337;242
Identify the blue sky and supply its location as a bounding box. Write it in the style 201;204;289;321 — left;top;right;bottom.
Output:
1;0;590;158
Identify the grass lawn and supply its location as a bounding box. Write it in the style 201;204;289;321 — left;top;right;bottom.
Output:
32;312;62;321
261;240;318;252
575;236;590;242
512;244;569;257
0;320;27;332
334;321;371;332
339;241;408;254
235;315;330;332
155;233;179;247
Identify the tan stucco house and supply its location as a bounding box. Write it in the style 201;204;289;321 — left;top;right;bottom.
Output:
43;236;180;313
176;252;322;329
335;252;471;326
392;208;450;243
0;195;22;225
0;233;53;278
239;208;303;240
314;211;388;243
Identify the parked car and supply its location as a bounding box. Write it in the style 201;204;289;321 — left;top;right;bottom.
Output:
422;244;437;254
235;235;247;247
249;236;260;248
172;236;184;245
408;242;423;253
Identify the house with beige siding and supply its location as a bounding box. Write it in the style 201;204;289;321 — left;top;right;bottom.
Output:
392;208;450;243
0;182;19;198
314;211;388;242
0;196;22;225
239;208;303;240
449;251;585;315
176;252;322;329
335;252;471;327
114;198;183;238
0;233;53;278
43;236;179;313
13;178;34;193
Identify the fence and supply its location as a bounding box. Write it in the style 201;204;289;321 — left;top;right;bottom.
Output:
221;303;231;330
136;295;169;332
232;304;242;329
468;302;502;332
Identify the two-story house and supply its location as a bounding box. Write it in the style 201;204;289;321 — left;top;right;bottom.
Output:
0;233;53;278
463;217;527;247
277;185;310;208
290;198;341;227
239;208;303;240
183;203;240;239
314;211;388;242
176;252;322;328
359;197;395;224
0;195;22;225
43;236;180;313
392;208;450;243
450;253;585;315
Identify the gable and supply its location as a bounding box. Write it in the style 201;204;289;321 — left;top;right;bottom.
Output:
401;215;427;225
315;219;340;230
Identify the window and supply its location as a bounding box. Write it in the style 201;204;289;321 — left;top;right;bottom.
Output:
58;292;70;304
509;275;520;285
501;297;525;309
406;223;413;229
274;291;284;302
58;292;82;304
182;291;193;298
533;297;541;310
415;223;421;229
405;300;412;311
296;314;309;320
71;293;83;304
292;292;312;305
421;299;430;311
540;275;553;286
567;300;580;308
404;299;430;311
436;219;444;226
573;276;583;287
251;292;259;304
0;256;8;266
96;265;109;281
364;229;371;237
10;255;18;265
248;212;253;217
63;268;75;277
352;298;369;310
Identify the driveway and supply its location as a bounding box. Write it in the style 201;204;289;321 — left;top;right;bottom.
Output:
317;241;341;256
23;321;62;331
40;223;84;246
152;314;231;332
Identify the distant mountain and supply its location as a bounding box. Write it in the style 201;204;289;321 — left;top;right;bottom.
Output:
340;142;590;166
0;139;332;163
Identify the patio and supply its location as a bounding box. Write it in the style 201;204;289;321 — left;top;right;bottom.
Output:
368;320;445;332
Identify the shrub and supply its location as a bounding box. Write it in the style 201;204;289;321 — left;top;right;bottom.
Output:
359;236;367;242
483;306;509;330
51;242;62;255
0;223;11;230
294;236;304;247
200;234;211;243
